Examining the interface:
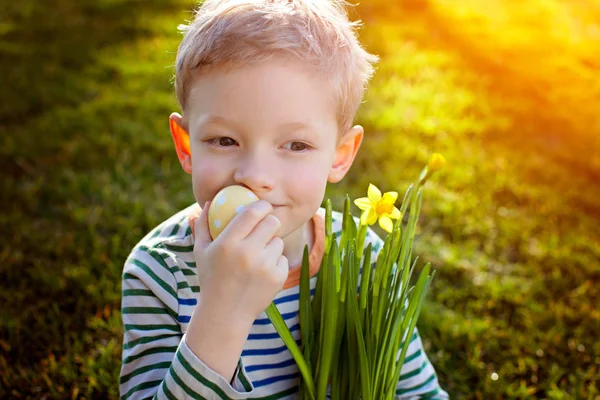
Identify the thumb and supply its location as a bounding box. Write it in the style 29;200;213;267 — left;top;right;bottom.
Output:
194;201;213;249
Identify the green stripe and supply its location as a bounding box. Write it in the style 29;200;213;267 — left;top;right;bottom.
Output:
404;349;422;364
123;272;140;280
124;324;180;332
130;258;178;311
169;224;181;236
123;289;154;296
120;362;171;384
399;361;427;381
122;346;179;364
150;229;163;238
177;281;190;290
396;373;436;395
372;241;382;253
169;367;206;399
146;249;173;271
161;380;181;400
170;265;197;277
419;388;441;399
185;261;197;268
122;307;172;316
120;379;162;400
177;281;200;293
400;331;419;348
253;386;298;400
237;359;252;391
163;243;194;252
123;334;176;350
176;350;230;399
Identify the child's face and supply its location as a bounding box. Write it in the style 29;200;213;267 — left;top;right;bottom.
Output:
171;58;363;239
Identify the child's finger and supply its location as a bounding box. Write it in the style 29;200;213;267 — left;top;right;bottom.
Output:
274;254;289;288
247;214;281;248
217;200;273;242
194;201;213;248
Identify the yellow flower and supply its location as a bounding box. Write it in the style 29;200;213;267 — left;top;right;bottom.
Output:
428;153;446;172
354;183;401;233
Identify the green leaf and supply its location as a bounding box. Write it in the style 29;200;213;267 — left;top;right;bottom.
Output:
358;242;372;311
315;239;341;399
346;246;372;400
299;246;313;374
265;303;315;399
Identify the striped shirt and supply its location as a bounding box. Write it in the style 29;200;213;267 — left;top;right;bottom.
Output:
120;203;448;399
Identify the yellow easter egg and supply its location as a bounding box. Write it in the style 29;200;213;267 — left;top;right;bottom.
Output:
208;185;259;239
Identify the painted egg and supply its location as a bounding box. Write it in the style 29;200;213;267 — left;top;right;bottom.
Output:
208;185;259;239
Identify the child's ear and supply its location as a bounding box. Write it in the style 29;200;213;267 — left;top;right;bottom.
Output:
328;125;364;183
169;112;192;174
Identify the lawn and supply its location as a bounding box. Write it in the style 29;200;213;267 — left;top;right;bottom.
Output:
1;0;598;398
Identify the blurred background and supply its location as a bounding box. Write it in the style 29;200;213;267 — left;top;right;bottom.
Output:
1;0;599;398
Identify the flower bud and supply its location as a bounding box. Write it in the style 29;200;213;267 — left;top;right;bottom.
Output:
428;153;446;172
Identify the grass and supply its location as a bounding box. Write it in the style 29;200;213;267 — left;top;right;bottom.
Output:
1;0;599;398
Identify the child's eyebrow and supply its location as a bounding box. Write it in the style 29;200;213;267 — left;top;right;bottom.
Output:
199;115;315;134
198;115;241;131
278;121;313;133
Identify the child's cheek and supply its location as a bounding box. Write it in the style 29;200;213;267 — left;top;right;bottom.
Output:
192;160;228;205
291;164;329;207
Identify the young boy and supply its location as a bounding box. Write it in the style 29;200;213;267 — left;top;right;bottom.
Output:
120;0;448;398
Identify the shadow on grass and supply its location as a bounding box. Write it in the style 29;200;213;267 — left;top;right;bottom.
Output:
0;0;190;392
0;0;175;125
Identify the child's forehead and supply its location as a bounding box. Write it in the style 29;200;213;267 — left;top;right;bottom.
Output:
188;58;330;89
183;59;341;124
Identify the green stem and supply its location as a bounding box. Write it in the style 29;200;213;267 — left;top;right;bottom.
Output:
265;303;315;400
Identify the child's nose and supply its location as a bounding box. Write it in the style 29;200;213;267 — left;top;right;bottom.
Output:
233;154;275;192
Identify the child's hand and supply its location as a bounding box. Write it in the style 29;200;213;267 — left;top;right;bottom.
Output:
193;199;289;325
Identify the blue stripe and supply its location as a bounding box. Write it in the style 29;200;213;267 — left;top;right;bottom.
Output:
248;324;300;340
245;357;297;373
178;315;191;323
253;372;300;388
254;310;298;325
176;289;315;324
241;341;300;357
273;288;314;305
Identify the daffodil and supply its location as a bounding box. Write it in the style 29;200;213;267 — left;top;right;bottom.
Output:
428;153;446;171
354;184;401;233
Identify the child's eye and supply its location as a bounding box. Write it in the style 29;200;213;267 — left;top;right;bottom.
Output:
283;141;311;152
206;137;238;147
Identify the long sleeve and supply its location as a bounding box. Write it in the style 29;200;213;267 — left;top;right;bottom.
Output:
119;247;254;399
393;328;448;399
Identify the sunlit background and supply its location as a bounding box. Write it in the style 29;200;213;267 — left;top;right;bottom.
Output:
1;0;599;398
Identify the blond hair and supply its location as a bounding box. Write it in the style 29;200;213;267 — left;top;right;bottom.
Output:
174;0;378;132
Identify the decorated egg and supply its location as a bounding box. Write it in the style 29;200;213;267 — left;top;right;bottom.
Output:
208;185;259;239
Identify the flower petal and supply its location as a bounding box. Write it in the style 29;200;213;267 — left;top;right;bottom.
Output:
367;183;382;203
389;207;401;220
367;207;378;225
354;197;372;211
360;209;371;225
382;191;398;204
378;215;394;233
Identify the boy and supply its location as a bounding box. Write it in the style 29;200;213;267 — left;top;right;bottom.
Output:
120;0;448;398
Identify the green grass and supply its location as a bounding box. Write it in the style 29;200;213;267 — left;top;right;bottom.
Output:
1;0;599;398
